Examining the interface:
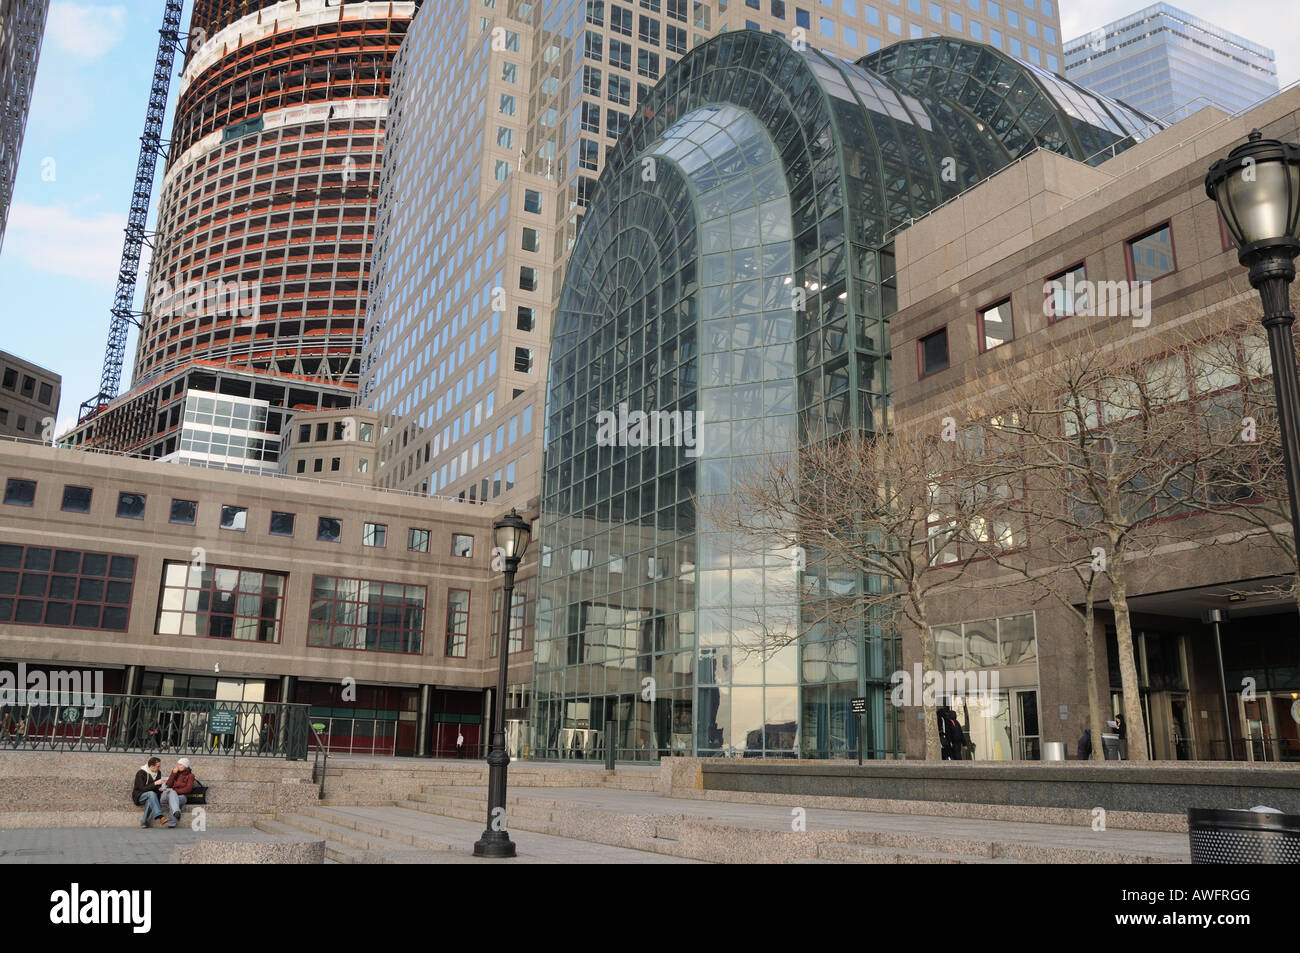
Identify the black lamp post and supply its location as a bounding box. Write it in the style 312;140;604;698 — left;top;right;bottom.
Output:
473;507;530;859
1206;130;1300;553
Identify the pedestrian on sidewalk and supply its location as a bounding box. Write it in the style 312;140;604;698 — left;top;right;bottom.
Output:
132;757;165;828
456;729;465;758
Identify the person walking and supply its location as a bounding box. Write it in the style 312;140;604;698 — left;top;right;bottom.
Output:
132;757;166;828
456;729;465;758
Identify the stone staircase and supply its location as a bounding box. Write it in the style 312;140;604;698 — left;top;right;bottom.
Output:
262;781;1188;864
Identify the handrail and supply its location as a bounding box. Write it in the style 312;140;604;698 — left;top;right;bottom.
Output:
309;724;329;799
0;692;311;760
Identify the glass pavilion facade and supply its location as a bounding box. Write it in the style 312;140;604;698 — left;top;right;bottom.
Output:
530;32;1158;761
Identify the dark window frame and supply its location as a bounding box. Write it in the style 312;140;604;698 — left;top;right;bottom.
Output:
917;325;950;379
977;297;1014;353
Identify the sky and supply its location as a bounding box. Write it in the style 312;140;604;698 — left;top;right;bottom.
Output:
0;0;1294;440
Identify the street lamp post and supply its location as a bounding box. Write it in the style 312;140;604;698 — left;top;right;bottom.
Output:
473;508;531;859
1206;129;1300;553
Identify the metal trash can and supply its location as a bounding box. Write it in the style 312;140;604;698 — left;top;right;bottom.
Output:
1188;808;1300;863
1101;732;1120;760
1041;741;1066;762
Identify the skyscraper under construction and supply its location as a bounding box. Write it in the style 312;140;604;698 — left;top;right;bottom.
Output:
68;0;419;470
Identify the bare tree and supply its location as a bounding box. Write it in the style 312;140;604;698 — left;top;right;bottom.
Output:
966;321;1247;762
701;421;991;761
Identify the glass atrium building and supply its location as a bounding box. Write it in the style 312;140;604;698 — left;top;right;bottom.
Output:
531;32;1158;761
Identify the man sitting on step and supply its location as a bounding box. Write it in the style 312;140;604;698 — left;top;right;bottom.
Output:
132;757;166;828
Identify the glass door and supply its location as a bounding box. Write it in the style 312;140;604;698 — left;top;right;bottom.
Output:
1012;690;1040;761
1169;693;1193;760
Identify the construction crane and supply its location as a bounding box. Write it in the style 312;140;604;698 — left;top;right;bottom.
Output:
78;0;186;423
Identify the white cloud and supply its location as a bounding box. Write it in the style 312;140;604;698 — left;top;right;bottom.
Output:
46;3;128;61
4;202;124;282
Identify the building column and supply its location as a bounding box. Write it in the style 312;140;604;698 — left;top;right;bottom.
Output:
414;684;434;758
278;674;295;704
481;687;493;758
122;665;144;697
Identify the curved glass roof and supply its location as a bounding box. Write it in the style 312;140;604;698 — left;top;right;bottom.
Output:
863;37;1161;164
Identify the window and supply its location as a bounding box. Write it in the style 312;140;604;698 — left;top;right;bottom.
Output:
363;522;388;547
666;23;686;53
20;376;33;397
586;0;605;25
296;460;306;473
170;499;197;524
582;65;601;98
1127;223;1175;282
491;578;534;655
0;543;135;631
309;575;425;653
581;101;601;132
409;528;431;553
517;306;535;331
317;517;342;543
445;588;471;657
919;327;949;377
4;478;36;506
611;4;632;34
37;382;52;406
583;30;603;60
157;561;286;642
331;458;340;471
638;15;660;44
521;227;540;252
61;485;92;513
0;368;13;389
313;458;323;472
116;492;146;519
637;48;660;79
269;511;295;536
524;189;542;213
220;505;248;531
608;73;631;106
359;422;374;442
929;1;941;20
451;534;474;558
609;38;632;70
1045;263;1087;321
519;266;538;291
316;423;329;441
514;347;533;372
499;93;516;115
796;7;810;27
978;299;1013;351
298;424;310;443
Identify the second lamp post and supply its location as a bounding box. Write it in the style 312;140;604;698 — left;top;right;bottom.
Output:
472;507;531;858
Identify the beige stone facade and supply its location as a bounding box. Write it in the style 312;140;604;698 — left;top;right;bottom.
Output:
0;350;59;442
888;86;1300;762
0;440;537;756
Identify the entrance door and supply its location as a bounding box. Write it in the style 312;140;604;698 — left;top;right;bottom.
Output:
1238;695;1277;762
1012;690;1040;761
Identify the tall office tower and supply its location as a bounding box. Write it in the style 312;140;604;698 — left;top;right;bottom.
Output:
1064;3;1278;122
0;0;50;254
66;0;419;464
362;0;1066;504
